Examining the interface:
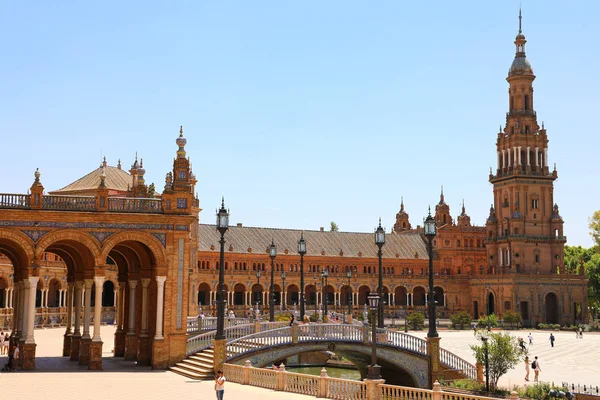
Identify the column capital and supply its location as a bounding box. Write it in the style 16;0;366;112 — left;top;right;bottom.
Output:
27;276;40;286
93;276;105;286
128;280;138;289
156;276;167;285
141;278;151;288
75;281;85;289
84;279;94;289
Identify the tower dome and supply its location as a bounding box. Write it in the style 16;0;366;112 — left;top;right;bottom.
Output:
176;125;187;159
509;9;534;77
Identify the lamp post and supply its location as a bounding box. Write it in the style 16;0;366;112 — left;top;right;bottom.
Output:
215;198;229;340
298;234;307;321
281;271;286;310
403;281;409;332
269;240;277;322
375;219;386;328
367;293;381;380
347;270;353;317
255;270;261;307
485;283;492;332
481;333;490;393
313;274;318;316
322;268;329;320
424;208;438;338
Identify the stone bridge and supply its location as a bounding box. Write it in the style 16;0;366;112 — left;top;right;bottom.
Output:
189;323;476;388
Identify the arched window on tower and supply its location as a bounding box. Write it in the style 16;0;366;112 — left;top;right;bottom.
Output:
510;96;514;111
524;94;529;110
525;125;530;134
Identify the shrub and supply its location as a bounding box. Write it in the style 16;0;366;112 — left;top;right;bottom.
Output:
477;313;499;328
470;332;521;390
502;310;522;329
406;312;425;330
450;311;472;330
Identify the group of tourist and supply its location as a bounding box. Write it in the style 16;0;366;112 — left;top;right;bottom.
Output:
0;331;18;372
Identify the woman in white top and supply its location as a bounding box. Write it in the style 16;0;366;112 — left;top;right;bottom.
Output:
215;370;226;400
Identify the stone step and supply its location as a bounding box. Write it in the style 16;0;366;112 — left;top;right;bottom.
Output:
176;361;213;374
182;359;213;370
190;355;213;364
169;366;212;380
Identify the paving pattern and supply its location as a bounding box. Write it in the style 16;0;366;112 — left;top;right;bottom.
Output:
1;326;598;398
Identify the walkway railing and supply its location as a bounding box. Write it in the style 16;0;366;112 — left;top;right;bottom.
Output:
298;323;363;342
439;348;477;380
376;328;428;355
226;326;292;359
108;197;162;213
43;195;96;211
223;363;513;400
186;316;252;333
0;193;30;208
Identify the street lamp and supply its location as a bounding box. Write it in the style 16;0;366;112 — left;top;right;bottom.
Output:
347;270;353;317
424;207;438;338
481;333;490;393
375;219;386;328
403;281;409;333
215;198;229;340
255;270;261;306
269;240;277;322
367;293;381;380
485;283;492;332
281;271;286;310
298;233;307;321
313;274;318;316
322;268;329;321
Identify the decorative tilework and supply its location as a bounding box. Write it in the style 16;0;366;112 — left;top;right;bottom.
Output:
176;238;184;330
152;233;167;247
0;220;183;231
90;231;115;244
21;230;49;242
175;224;189;231
176;198;187;209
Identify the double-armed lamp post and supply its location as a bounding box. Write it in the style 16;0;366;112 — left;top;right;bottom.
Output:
298;234;307;321
215;199;229;341
367;293;381;380
269;240;277;322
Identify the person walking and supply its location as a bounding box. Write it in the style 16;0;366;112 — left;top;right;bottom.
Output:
532;356;541;382
549;333;555;347
579;327;583;339
215;369;226;400
0;332;4;355
473;324;477;336
3;334;8;354
524;356;530;381
289;314;294;326
528;333;534;345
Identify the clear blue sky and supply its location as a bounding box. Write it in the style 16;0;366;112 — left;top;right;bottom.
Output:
1;1;598;247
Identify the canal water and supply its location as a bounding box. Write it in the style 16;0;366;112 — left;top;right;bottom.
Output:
286;366;361;381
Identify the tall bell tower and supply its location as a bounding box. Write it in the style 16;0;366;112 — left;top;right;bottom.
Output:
486;10;565;277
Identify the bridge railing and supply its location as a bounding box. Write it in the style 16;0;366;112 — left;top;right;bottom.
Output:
439;348;477;380
186;316;254;333
226;327;292;360
376;328;428;355
186;323;258;356
298;323;363;342
224;363;513;400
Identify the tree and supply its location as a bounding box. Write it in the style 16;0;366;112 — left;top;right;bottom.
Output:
502;310;522;329
470;332;521;390
589;210;600;247
406;312;425;330
450;311;472;330
477;313;498;328
330;221;339;232
565;244;600;311
148;183;156;197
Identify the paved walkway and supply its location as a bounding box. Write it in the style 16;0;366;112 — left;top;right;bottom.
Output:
411;329;600;388
2;326;599;398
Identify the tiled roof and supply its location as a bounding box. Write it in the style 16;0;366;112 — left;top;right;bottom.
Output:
50;165;131;194
198;224;428;260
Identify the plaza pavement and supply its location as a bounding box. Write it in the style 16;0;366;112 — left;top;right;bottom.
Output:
1;326;598;398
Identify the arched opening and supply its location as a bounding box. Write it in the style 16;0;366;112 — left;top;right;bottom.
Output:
273;284;282;305
434;286;444;306
102;281;115;307
0;276;6;308
358;285;370;306
48;278;62;308
251;284;263;305
413;287;426;306
487;292;495;315
545;292;559;324
341;285;352;306
198;282;211;307
394;286;407;306
287;284;299;307
233;283;245;306
323;284;334;308
36;280;43;308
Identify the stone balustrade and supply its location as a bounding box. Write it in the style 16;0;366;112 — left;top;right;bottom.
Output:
223;362;521;400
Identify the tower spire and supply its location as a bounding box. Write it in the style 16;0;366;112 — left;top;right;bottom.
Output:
518;6;522;34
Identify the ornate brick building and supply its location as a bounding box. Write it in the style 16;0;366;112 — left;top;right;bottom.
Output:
0;13;589;372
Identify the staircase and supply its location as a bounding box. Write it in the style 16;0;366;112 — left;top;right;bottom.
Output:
170;348;215;380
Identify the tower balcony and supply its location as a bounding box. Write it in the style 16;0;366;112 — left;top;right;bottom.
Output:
490;165;555;182
506;109;536;117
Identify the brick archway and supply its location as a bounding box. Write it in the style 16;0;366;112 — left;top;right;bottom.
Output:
100;231;168;268
0;228;35;271
35;229;102;264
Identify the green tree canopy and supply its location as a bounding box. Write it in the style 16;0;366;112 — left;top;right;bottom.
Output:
330;221;339;232
589;210;600;247
470;332;521;390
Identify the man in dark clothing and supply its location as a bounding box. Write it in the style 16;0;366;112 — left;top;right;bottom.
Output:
549;333;555;347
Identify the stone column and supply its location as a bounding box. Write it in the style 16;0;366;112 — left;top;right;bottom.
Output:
426;336;441;389
137;278;151;365
124;280;138;361
114;281;126;357
22;276;39;370
502;150;506;169
89;276;104;370
70;281;83;361
63;283;74;356
526;146;531;166
79;279;93;365
518;146;522;165
154;276;166;340
507;148;511;167
535;147;539;166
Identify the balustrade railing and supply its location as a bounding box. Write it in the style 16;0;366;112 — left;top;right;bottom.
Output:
439;348;477;380
381;384;433;400
108;197;163;213
43;195;96;211
187;316;255;333
376;328;428;355
186;330;216;355
0;193;30;209
223;364;506;400
298;323;363;342
258;321;289;332
226;327;292;359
